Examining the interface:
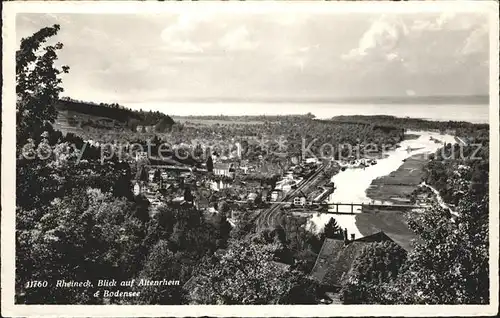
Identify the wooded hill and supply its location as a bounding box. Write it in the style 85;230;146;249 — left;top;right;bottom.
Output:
55;97;175;133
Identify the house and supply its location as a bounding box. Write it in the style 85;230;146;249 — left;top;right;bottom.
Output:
247;192;259;203
310;230;406;292
275;179;291;192
290;155;301;165
304;157;319;164
146;182;158;192
261;189;270;202
284;171;294;180
148;169;156;182
172;196;186;204
293;195;307;206
135;151;148;161
210;179;230;191
234;142;242;158
133;182;142;196
180;172;192;178
281;183;293;194
213;162;235;178
240;166;249;174
271;189;283;202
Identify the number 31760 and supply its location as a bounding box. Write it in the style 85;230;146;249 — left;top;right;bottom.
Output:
25;280;48;288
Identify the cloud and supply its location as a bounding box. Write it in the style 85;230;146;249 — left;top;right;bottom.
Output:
412;12;480;32
160;13;213;53
461;23;489;55
218;26;258;51
341;12;489;77
160;13;258;54
341;15;408;60
342;12;488;62
412;12;455;31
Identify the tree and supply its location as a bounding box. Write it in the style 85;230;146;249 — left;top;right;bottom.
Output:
153;169;161;183
206;155;214;173
193;143;204;160
385;194;489;304
16;24;69;149
212;213;232;248
154;116;175;132
16;188;147;304
112;161;133;199
217;200;230;215
138;165;148;183
183;187;194;203
321;217;343;240
187;240;318;304
340;241;407;304
137;240;187;304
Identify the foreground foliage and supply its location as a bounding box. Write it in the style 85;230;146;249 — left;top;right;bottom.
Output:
187;240;319;304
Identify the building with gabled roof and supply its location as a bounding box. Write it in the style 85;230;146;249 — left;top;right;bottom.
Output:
213;162;235;178
310;230;405;290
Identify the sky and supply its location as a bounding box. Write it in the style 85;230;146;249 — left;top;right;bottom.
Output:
16;10;490;105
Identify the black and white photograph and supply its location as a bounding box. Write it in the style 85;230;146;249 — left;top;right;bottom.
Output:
1;1;499;316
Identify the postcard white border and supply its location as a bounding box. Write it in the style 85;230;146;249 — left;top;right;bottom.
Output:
2;1;499;317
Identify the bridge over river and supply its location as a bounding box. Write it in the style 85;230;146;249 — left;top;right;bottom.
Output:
268;201;420;215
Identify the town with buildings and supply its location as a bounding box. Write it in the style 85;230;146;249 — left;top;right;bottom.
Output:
131;145;332;226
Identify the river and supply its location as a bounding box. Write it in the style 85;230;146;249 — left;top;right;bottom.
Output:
308;130;457;238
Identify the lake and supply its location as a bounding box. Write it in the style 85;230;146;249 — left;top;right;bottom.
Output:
126;102;490;124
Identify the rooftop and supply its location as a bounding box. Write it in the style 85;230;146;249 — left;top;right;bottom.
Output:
213;162;233;170
310;231;400;288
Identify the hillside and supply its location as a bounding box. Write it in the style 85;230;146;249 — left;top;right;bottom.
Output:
53;98;175;136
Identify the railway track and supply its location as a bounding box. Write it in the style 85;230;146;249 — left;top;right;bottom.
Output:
255;164;328;230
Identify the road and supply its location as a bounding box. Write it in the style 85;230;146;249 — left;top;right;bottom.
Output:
255;164;328;230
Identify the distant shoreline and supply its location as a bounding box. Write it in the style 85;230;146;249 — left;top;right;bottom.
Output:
172;114;490;126
122;100;489;124
123;95;489;105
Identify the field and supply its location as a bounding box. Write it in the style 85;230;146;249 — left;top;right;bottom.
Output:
172;116;267;126
366;153;429;203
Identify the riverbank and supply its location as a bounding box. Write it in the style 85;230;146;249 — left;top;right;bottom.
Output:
366;153;428;204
